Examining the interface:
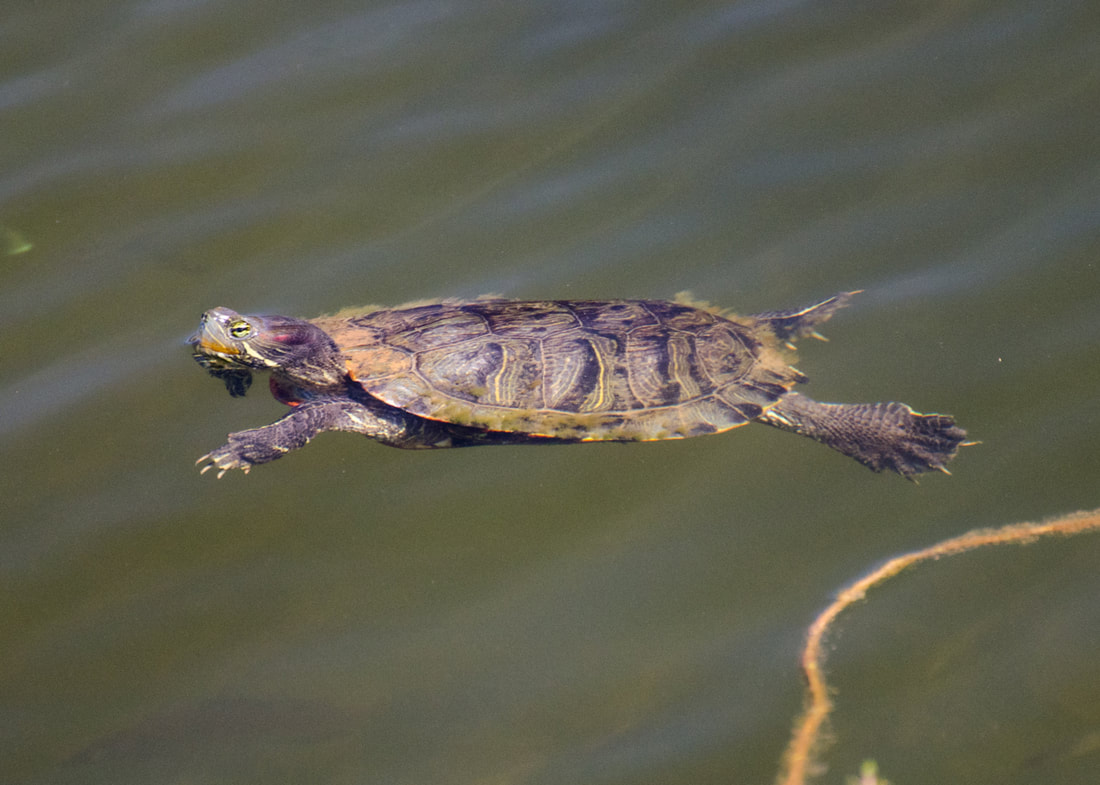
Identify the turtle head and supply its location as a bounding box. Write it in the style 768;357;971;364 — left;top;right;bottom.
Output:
189;307;345;392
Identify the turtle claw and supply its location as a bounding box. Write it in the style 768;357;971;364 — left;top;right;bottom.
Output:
197;445;253;478
786;331;828;350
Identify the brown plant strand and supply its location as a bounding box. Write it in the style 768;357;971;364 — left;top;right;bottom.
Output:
776;506;1100;785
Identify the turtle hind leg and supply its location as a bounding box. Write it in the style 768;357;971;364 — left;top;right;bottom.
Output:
758;392;969;479
753;291;860;347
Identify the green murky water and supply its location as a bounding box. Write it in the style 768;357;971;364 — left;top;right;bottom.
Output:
3;2;1098;783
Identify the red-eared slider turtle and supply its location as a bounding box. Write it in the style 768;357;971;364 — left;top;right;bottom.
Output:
188;293;968;478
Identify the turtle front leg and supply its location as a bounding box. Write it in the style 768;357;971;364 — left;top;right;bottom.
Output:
197;397;438;477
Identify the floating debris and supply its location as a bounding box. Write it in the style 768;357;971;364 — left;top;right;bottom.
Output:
2;226;33;256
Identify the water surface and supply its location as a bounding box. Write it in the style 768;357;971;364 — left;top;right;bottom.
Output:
2;2;1098;784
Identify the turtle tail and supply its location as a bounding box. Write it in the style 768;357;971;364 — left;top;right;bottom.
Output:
752;291;860;348
759;392;971;479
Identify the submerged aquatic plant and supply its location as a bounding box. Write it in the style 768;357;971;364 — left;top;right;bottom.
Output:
777;506;1100;785
845;760;890;785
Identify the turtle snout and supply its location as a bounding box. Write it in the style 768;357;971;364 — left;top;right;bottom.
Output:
186;310;216;347
185;315;209;348
190;308;247;357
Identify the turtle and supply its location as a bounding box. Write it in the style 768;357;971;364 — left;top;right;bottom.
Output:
188;292;969;479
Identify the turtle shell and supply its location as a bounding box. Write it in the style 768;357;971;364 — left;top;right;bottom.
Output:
310;300;804;441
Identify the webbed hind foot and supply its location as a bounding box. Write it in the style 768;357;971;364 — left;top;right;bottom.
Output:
759;392;969;478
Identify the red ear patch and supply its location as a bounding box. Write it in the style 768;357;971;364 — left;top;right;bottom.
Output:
273;330;311;345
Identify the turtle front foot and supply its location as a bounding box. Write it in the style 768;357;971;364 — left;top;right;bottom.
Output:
197;443;254;478
194;398;410;477
196;423;301;478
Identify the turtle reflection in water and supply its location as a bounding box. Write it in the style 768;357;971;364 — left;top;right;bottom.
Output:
188;292;969;479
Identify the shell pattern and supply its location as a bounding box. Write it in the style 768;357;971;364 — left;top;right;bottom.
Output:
312;300;802;441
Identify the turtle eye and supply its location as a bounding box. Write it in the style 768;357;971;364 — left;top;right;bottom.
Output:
228;320;252;339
